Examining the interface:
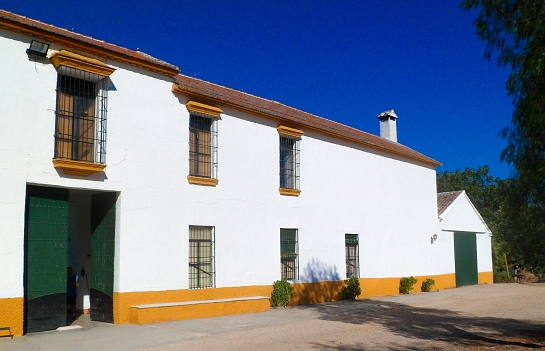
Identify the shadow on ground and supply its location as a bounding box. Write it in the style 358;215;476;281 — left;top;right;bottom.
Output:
305;299;545;350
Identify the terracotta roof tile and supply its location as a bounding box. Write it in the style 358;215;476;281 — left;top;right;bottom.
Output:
437;191;463;216
0;9;179;77
174;75;441;167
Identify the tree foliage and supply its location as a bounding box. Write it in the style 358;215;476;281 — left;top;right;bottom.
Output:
461;1;545;274
437;166;502;228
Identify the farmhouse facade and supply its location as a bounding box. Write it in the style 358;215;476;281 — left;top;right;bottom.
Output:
0;9;492;336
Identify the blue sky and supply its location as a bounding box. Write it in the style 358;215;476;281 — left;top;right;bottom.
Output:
2;1;513;178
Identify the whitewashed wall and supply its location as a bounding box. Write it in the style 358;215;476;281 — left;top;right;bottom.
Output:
0;29;449;298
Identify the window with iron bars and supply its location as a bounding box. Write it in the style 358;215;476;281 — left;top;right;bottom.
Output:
280;228;299;281
345;234;360;278
189;226;215;289
189;113;218;179
54;67;108;164
279;136;300;189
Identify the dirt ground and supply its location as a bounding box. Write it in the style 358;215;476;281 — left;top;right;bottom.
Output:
137;283;545;351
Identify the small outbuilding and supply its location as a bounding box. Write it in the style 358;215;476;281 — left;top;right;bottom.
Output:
437;191;493;287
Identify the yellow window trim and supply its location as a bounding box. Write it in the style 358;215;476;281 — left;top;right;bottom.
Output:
53;158;106;177
277;125;304;138
185;100;223;118
188;176;219;187
50;50;116;77
279;188;301;196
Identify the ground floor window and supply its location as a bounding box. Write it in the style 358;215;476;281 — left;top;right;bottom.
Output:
345;234;359;278
280;228;298;281
189;226;215;289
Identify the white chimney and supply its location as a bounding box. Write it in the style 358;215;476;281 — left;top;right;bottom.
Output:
377;109;398;142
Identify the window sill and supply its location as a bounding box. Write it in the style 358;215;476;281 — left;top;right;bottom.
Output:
188;176;219;187
53;159;106;177
279;188;301;196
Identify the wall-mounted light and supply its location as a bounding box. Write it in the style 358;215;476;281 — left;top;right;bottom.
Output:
27;40;50;57
430;233;438;243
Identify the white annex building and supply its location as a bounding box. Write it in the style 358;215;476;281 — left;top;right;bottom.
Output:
0;9;493;336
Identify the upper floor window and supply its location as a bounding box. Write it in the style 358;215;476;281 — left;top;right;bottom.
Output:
277;126;303;196
186;101;222;186
50;50;115;177
55;69;108;164
189;114;216;178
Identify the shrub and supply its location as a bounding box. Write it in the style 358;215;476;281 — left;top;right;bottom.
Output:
270;280;294;307
421;278;435;292
339;276;361;300
399;276;418;294
493;271;511;283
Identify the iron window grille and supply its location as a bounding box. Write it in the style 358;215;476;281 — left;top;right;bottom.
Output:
280;228;299;281
345;234;360;278
54;67;108;164
189;225;215;289
189;113;218;179
279;135;300;189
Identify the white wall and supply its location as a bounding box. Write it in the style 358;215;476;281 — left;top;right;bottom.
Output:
0;30;448;298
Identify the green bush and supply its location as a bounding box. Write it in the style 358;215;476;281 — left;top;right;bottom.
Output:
493;271;511;283
270;280;294;307
399;276;418;294
339;276;361;300
421;278;435;292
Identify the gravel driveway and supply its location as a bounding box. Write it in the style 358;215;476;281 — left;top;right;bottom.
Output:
136;283;545;351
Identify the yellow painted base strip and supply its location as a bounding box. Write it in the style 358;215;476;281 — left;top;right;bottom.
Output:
290;280;345;305
114;272;488;325
114;285;272;324
0;298;23;337
478;271;494;284
290;273;458;305
129;298;269;325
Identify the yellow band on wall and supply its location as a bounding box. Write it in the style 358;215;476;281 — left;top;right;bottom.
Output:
0;297;23;337
114;285;272;324
478;271;494;284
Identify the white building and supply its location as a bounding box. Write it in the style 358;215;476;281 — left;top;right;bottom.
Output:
437;190;493;286
0;9;492;336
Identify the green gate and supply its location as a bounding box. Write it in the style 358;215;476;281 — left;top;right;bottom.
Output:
454;232;478;287
90;192;116;323
24;185;69;333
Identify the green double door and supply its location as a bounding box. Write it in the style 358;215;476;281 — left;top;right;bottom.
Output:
454;232;478;287
24;186;116;333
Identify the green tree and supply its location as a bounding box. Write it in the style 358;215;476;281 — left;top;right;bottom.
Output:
461;1;545;274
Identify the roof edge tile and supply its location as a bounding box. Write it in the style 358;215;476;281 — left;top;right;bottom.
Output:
174;74;441;167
